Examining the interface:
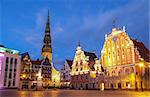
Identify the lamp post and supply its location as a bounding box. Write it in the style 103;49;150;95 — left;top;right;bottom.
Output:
139;59;144;91
36;68;43;90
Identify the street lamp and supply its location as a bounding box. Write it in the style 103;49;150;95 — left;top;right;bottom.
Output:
139;58;144;91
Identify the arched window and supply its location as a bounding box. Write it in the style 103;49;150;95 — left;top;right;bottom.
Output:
112;70;115;76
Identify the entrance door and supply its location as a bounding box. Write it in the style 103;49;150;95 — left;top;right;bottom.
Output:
118;83;121;89
85;84;88;90
111;84;114;89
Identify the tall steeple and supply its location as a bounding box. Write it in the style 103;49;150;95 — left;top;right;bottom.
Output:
42;10;52;62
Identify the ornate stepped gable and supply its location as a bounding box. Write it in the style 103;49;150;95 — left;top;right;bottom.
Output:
71;43;100;75
101;27;150;68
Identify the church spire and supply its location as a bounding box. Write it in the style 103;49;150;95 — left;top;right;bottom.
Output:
42;10;52;62
78;40;81;47
43;10;51;48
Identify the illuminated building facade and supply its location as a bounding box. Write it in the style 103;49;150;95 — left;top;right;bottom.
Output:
100;26;150;90
40;57;52;87
70;43;104;89
20;52;33;89
60;59;73;88
0;45;21;89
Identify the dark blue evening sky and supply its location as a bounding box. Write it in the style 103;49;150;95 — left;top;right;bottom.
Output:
0;0;149;70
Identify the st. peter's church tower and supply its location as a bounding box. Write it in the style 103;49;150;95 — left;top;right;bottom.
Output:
42;11;52;63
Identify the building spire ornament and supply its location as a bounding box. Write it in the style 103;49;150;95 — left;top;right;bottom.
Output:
122;26;126;32
112;18;116;28
78;41;81;47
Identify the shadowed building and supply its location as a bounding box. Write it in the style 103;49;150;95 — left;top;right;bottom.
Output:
60;59;73;88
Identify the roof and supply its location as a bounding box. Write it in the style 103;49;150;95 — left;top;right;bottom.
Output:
32;59;41;65
132;39;150;62
21;52;31;61
84;51;97;70
66;59;73;69
84;51;97;60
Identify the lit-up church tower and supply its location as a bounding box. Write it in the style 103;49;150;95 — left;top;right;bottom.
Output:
42;11;52;63
41;11;60;87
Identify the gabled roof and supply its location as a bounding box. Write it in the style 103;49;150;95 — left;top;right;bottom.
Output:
132;39;150;62
84;51;97;61
83;51;97;70
21;52;31;61
32;59;41;65
66;59;73;69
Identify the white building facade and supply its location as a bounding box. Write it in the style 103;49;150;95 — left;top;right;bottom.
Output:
70;44;104;90
0;45;21;89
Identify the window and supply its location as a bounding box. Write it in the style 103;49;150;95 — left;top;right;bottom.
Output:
10;58;13;64
9;73;12;79
86;75;88;79
80;67;82;71
76;68;78;71
13;80;15;86
5;63;8;71
8;80;11;87
14;58;17;65
4;80;6;86
6;57;9;63
13;73;16;79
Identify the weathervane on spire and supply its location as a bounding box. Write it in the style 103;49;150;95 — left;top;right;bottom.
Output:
78;40;81;47
112;18;116;28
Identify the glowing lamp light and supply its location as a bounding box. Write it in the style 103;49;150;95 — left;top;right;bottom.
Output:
22;74;26;78
90;71;96;78
139;62;144;67
128;84;131;89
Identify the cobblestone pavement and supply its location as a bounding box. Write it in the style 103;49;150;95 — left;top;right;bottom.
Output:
0;89;150;97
